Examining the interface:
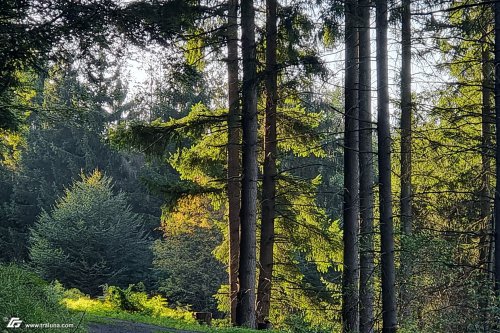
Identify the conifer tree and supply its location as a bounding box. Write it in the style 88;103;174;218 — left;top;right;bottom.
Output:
399;0;412;321
376;0;397;330
30;171;151;295
342;0;359;331
256;0;278;325
236;0;259;327
226;0;241;324
358;0;374;331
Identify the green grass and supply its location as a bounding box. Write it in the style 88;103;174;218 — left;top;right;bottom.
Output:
0;264;86;333
0;266;271;333
83;312;260;333
62;289;266;333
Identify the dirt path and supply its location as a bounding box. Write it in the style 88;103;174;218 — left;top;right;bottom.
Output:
88;319;198;333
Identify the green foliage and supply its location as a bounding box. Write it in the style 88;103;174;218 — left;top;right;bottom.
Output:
389;3;496;331
114;56;344;328
0;264;86;332
63;285;277;333
153;227;226;312
103;285;141;312
2;60;163;262
29;171;152;295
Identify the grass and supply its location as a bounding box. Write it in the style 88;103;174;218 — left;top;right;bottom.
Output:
62;286;262;333
0;265;271;333
0;264;86;332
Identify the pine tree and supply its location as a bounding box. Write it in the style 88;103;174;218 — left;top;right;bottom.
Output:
494;0;500;295
376;0;397;330
399;0;413;321
30;171;151;295
256;0;278;325
226;0;241;324
358;0;374;331
236;0;259;327
342;0;359;331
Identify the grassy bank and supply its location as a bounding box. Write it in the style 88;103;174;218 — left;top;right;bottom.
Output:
0;264;86;332
0;265;267;333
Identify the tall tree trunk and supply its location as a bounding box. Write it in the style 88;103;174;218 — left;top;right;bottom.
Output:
236;0;258;328
479;36;493;333
342;0;359;332
376;0;397;331
226;0;241;325
256;0;277;325
358;0;374;332
495;0;500;294
399;0;412;322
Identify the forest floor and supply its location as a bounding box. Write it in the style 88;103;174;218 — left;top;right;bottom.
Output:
88;318;198;333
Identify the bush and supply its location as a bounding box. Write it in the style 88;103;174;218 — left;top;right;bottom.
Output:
153;227;226;313
29;170;152;295
0;264;86;332
63;284;194;322
103;285;141;312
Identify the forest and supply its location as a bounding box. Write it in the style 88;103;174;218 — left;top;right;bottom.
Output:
1;0;499;332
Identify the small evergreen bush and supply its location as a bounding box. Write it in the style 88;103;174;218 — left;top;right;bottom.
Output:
30;171;151;295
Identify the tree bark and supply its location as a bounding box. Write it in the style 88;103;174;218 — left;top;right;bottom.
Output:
479;34;493;333
493;0;500;294
342;0;359;332
358;0;374;332
226;0;240;325
256;0;277;325
236;0;258;328
399;0;412;322
376;0;398;331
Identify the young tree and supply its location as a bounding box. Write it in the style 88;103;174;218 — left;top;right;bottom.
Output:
342;0;359;332
30;171;151;295
376;0;397;330
237;0;258;328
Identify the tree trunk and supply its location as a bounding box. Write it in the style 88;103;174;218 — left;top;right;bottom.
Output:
399;0;412;322
256;0;277;325
226;0;241;326
376;0;398;331
479;35;493;333
342;0;359;332
358;0;374;332
236;0;258;328
495;0;500;294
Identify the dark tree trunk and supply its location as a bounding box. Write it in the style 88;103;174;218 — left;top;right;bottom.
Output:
256;0;277;325
399;0;412;322
358;0;374;332
493;0;500;294
376;0;397;331
226;0;241;325
342;0;359;332
479;35;493;333
236;0;258;328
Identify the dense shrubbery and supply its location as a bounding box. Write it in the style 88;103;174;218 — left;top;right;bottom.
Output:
29;171;152;295
153;227;226;313
62;284;194;323
0;264;86;332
